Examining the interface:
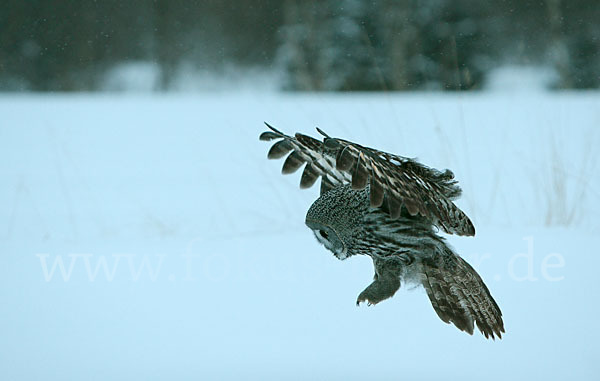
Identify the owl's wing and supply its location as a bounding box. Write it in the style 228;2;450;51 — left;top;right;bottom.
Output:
420;253;505;339
260;124;350;196
259;123;474;236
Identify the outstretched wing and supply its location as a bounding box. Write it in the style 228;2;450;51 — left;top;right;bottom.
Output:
259;123;474;236
420;252;504;339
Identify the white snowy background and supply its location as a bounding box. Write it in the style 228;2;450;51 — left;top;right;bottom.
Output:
1;78;599;379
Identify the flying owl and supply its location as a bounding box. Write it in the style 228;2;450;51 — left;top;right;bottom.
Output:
259;123;504;339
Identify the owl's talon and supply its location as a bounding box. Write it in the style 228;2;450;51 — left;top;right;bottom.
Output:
357;295;374;306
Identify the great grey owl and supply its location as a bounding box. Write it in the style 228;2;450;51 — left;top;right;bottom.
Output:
260;123;504;339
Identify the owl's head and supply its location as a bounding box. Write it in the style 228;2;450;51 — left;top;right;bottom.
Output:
306;220;348;259
305;185;369;260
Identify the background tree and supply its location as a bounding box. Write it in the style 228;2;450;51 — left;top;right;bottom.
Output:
0;0;597;91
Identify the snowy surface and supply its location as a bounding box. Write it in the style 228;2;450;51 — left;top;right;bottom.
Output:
1;92;599;380
101;62;281;93
484;65;558;93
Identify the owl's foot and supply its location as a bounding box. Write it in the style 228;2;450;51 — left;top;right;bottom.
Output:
356;275;400;306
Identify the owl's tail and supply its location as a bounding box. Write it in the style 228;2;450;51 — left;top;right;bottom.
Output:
420;250;505;339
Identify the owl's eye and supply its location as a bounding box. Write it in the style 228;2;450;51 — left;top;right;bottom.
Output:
319;230;329;239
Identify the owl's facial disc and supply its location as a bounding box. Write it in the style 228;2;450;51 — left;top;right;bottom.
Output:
305;221;347;260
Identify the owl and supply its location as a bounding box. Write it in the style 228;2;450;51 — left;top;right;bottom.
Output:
260;123;504;339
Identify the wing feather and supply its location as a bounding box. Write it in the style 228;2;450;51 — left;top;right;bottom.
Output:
300;163;320;189
267;140;293;159
369;176;385;208
260;123;474;236
420;253;505;339
282;151;305;174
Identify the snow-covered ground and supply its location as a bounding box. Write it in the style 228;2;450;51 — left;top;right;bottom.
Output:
1;92;599;380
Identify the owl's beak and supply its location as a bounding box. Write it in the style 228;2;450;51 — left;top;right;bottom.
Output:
332;246;349;260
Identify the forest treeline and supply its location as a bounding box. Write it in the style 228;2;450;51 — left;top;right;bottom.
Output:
0;0;598;91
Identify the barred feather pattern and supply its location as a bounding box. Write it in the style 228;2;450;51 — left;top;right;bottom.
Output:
260;123;474;236
361;209;504;339
420;251;505;339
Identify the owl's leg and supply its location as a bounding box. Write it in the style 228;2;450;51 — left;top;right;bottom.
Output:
356;258;402;306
